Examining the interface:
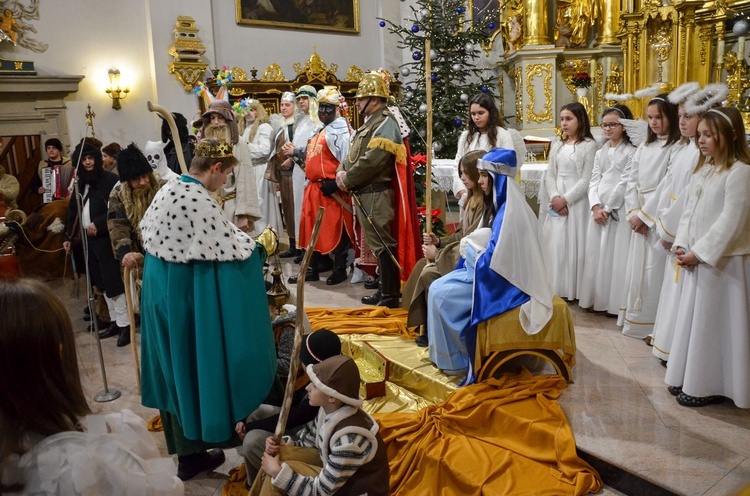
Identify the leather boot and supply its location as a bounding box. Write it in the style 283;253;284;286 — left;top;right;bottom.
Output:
289;251;319;283
116;325;131;347
361;287;382;305
279;238;296;258
377;250;401;309
326;248;349;285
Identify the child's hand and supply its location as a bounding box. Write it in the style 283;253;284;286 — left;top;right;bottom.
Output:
265;436;284;456
676;250;699;269
422;243;437;261
592;205;609;225
629;215;648;235
549;195;567;213
261;452;282;478
235;421;246;440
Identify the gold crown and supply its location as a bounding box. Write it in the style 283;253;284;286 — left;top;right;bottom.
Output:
194;139;233;158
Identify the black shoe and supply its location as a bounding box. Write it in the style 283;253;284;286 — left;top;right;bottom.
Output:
279;247;297;258
116;326;131;347
676;392;724;408
293;249;304;264
177;449;225;481
83;313;92;322
304;268;320;282
362;291;382;305
98;323;119;339
364;277;380;290
378;296;401;309
84;306;91;315
415;334;429;347
288;275;298;284
326;268;348;285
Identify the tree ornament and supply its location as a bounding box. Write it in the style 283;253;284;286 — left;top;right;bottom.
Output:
456;6;465;14
481;85;489;93
419;129;427;138
454;118;463;127
419;103;428;113
379;21;386;27
430;49;437;59
460;93;469;102
412;51;422;60
406;85;413;90
465;42;474;52
421;8;430;17
488;22;496;30
406;91;414;99
400;67;411;77
411;24;420;33
431;75;437;82
432;141;443;152
452;63;461;71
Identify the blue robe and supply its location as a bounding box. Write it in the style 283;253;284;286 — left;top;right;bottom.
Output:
427;174;530;384
140;175;277;443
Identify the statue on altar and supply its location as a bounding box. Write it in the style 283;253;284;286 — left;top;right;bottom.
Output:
0;9;17;45
500;0;524;54
556;0;598;47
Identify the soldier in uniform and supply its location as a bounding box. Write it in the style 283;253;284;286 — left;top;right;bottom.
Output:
335;72;405;308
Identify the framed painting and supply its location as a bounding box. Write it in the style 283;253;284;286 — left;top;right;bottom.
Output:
236;0;360;34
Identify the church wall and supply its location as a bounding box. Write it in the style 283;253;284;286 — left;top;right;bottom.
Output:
1;0;406;154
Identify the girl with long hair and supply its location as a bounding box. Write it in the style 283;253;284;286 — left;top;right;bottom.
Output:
542;102;599;300
618;93;683;339
0;279;183;494
405;150;486;346
664;107;750;408
578;104;637;314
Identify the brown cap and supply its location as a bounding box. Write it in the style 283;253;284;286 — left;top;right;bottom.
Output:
306;355;361;408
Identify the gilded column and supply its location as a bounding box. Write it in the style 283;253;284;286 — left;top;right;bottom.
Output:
596;0;621;46
523;0;551;45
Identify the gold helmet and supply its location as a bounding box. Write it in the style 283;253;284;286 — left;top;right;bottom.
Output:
356;71;389;99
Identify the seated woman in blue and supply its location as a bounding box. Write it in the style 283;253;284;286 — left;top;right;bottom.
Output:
426;148;554;384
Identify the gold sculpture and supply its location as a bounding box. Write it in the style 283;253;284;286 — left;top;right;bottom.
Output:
604;62;623;107
261;64;286;82
525;63;554;124
500;0;524;54
293;46;338;84
168;16;208;92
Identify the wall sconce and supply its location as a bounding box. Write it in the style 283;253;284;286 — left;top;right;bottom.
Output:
105;68;130;110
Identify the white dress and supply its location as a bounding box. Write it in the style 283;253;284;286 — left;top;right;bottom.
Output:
650;140;701;361
541;139;598;300
664;161;750;407
618;139;684;338
451;127;523;198
578;140;636;313
0;410;183;495
243;121;282;236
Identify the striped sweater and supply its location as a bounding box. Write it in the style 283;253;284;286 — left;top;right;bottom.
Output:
272;405;389;496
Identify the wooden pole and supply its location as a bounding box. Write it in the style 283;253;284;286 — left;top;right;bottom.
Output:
424;38;433;235
273;206;325;444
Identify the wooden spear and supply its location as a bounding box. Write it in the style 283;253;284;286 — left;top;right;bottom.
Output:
273;206;325;444
424;38;433;236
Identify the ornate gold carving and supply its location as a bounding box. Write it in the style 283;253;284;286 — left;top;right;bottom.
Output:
229;67;248;81
605;62;623;106
594;61;603;119
229;87;247;97
508;66;523;122
169;61;208;92
699;24;712;66
292;46;338;82
498;74;505;119
344;65;364;82
14;61;22;70
499;0;524;54
560;59;590;95
261;64;286;82
525;63;553;124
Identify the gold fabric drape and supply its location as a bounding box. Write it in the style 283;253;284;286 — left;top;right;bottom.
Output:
375;370;602;495
306;307;418;338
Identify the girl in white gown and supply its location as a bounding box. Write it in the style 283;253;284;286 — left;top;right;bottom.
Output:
242;99;282;236
542;102;599;300
451;93;525;201
578;104;637;314
618;93;683;339
650;84;711;363
0;279;183;495
664;107;750;408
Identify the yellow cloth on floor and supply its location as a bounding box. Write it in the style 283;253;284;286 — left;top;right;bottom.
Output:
147;414;163;432
475;296;577;370
222;464;249;496
307;307;417;338
375;370;602;495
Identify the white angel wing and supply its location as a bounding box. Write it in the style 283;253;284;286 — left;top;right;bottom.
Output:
619;118;649;147
508;128;527;169
268;114;285;135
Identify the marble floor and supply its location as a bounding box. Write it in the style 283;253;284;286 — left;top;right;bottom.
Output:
53;258;750;496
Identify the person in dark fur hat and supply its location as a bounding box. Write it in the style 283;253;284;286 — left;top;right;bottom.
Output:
161;112;195;175
63;140;129;346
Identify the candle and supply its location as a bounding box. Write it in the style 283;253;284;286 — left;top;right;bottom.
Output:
740;37;746;63
717;39;725;64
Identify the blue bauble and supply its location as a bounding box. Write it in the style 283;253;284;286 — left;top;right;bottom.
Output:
406;85;413;90
488;22;496;29
454;118;463;127
431;75;437;82
411;24;420;33
481;85;489;93
412;51;422;60
456;6;465;13
379;21;386;27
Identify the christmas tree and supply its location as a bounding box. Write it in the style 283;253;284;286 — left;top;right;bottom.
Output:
380;1;499;159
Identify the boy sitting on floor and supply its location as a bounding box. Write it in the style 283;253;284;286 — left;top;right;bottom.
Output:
253;355;389;496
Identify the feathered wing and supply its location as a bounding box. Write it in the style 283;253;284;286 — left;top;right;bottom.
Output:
619;118;649;147
508;128;527;169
